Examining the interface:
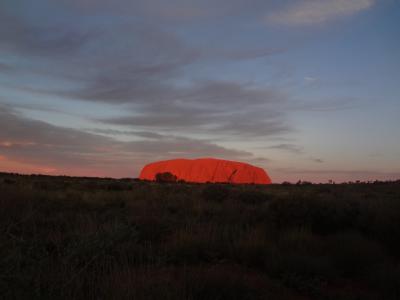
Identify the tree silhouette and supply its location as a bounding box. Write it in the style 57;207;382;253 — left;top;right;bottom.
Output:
155;172;177;183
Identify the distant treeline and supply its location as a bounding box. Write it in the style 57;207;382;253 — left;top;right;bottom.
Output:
1;171;398;185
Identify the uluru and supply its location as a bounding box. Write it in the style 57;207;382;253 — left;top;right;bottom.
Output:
139;158;271;184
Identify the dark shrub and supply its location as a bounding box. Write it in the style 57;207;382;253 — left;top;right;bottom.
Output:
274;229;332;277
296;180;312;186
201;185;230;203
281;272;325;297
155;172;177;183
237;190;271;205
326;232;385;277
269;196;359;234
4;178;16;185
1;173;399;300
308;199;359;235
106;182;131;191
368;262;400;299
358;198;400;256
268;196;312;229
186;266;265;300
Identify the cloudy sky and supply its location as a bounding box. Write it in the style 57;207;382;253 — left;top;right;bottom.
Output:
0;0;399;182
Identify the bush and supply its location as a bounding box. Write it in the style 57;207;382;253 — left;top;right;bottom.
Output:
268;196;359;234
155;172;177;183
201;185;230;203
326;232;385;277
4;178;16;185
1;174;400;299
237;190;271;205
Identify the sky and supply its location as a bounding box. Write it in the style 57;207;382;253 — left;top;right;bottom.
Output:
0;0;399;183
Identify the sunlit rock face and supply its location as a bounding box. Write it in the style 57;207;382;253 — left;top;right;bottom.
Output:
139;158;271;184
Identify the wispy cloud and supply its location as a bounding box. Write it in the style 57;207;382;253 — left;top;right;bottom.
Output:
0;105;253;177
0;0;394;183
0;3;290;139
304;76;319;84
60;0;257;22
267;143;304;154
266;0;375;26
0;8;97;57
0;62;15;73
93;81;290;137
310;157;324;163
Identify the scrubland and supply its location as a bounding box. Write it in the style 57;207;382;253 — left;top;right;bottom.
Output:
1;173;400;299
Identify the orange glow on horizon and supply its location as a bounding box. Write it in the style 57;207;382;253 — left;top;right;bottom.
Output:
0;158;57;175
1;141;13;147
0;157;123;178
1;156;398;183
1;141;37;147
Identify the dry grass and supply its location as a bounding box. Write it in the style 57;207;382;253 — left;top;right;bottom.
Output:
0;173;400;299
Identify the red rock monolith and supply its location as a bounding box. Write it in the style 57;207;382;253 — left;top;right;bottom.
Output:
139;158;271;184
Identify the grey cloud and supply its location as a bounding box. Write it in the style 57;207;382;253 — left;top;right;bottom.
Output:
103;113;290;137
266;0;375;26
273;167;400;182
87;129;170;140
0;62;15;73
94;81;290;137
0;9;96;57
311;158;324;163
0;4;281;84
267;143;304;154
0;106;253;176
126;138;252;158
0;1;283;83
63;0;374;26
0;0;293;142
104;113;209;128
252;157;272;163
0;3;199;83
61;0;266;21
257;145;323;163
214;111;290;135
74;79;286;109
206;47;286;60
0;14;292;139
222;48;284;60
182;81;285;107
0;107;113;166
290;98;359;112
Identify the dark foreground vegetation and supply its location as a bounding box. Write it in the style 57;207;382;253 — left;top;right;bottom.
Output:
1;173;400;300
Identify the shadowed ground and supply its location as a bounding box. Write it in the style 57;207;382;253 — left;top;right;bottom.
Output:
1;173;399;299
